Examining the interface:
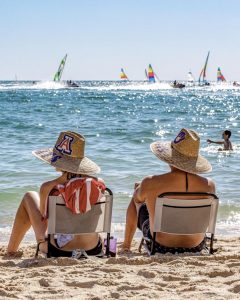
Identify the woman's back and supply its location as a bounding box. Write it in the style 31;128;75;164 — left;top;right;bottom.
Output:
143;168;215;248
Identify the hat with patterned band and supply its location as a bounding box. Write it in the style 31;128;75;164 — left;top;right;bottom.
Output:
32;131;100;175
150;128;212;174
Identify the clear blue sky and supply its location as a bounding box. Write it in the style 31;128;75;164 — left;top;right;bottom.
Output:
0;0;240;80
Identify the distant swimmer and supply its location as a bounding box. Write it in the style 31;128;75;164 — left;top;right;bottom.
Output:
207;130;233;151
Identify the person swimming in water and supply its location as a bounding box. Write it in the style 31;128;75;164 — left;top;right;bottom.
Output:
207;130;233;151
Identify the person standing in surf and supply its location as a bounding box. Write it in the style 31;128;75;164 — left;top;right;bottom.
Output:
207;130;233;151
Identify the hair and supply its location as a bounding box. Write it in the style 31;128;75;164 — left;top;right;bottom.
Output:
224;130;231;138
66;172;82;180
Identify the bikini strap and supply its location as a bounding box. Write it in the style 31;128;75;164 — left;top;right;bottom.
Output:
186;172;188;192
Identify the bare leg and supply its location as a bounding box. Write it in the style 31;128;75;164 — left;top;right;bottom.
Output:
122;197;138;251
7;191;47;253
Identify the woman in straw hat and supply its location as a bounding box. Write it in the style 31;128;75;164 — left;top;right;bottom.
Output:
7;131;104;257
122;128;216;253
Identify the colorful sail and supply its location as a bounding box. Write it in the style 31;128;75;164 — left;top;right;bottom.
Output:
120;68;128;80
198;51;210;83
148;64;156;83
217;67;226;82
53;54;67;81
187;71;195;82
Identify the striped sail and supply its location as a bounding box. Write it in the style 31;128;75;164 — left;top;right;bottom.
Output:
120;68;128;80
198;51;210;83
53;54;67;81
148;64;156;83
217;67;226;82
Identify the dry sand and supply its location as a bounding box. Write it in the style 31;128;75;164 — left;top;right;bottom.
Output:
0;237;239;299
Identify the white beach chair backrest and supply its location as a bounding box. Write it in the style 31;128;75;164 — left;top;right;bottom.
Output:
153;197;219;235
47;192;113;235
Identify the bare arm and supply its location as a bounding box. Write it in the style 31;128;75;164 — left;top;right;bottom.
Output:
207;178;216;194
207;139;224;145
122;180;148;251
39;172;69;215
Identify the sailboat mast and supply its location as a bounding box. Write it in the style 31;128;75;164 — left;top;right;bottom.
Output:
145;69;148;80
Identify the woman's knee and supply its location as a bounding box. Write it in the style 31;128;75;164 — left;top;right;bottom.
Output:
22;191;39;206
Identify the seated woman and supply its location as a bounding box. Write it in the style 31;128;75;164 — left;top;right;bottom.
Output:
122;128;216;254
7;131;104;257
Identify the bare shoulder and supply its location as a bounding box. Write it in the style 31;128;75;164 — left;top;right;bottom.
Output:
96;177;105;184
206;177;216;193
140;173;169;192
40;181;51;192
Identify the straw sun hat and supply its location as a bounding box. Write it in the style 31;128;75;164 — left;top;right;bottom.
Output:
32;131;100;175
150;128;212;174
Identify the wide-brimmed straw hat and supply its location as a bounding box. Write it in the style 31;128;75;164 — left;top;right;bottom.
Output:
32;131;100;175
150;128;212;174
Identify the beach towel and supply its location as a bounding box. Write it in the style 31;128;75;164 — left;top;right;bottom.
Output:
43;178;106;219
56;178;106;214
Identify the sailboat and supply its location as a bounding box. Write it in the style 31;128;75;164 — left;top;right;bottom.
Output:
53;54;67;82
147;64;156;83
186;71;195;87
146;64;161;83
53;54;79;87
217;67;226;82
187;71;195;83
120;68;129;80
198;51;210;86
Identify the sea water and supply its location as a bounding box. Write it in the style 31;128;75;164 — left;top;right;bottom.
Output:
0;80;240;242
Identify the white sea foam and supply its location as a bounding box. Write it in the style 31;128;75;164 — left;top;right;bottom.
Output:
0;81;67;90
201;144;240;154
217;212;240;235
1;80;240;92
31;81;66;89
83;81;173;91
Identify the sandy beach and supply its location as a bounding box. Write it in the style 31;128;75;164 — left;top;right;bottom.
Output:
0;237;239;299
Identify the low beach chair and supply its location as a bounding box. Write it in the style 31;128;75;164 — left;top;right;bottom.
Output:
36;188;113;258
139;192;219;255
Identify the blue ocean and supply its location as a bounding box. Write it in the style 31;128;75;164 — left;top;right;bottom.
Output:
0;80;240;242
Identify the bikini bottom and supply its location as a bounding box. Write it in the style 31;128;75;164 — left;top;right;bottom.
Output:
48;238;103;257
137;203;207;254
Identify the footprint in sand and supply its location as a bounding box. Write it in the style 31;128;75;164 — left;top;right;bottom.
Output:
0;289;13;298
137;270;156;278
65;280;96;288
110;292;120;299
162;275;189;282
227;262;240;268
208;270;234;278
117;284;148;292
229;284;240;294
